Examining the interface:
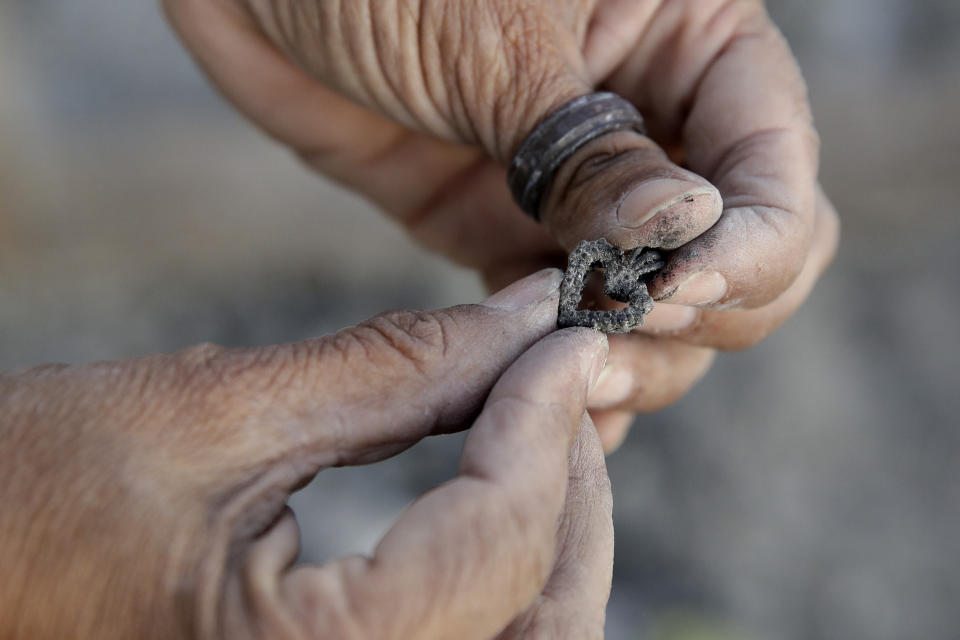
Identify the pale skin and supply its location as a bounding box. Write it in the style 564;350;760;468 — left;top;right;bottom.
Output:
2;0;839;637
1;270;614;639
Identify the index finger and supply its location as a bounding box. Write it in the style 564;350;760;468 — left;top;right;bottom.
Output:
614;4;820;310
276;328;608;640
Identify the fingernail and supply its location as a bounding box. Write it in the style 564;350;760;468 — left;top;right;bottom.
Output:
617;181;716;229
483;268;563;310
667;271;727;306
641;303;697;332
589;363;633;408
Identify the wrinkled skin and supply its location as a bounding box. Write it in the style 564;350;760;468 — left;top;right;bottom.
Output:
1;271;615;639
164;0;839;450
1;1;842;636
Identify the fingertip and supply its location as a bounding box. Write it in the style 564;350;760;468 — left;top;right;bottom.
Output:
482;268;563;311
591;410;634;453
589;362;633;409
494;326;609;420
654;270;728;307
615;180;722;249
478;268;564;342
541;130;722;252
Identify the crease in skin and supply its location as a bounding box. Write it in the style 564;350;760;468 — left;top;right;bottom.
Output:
196;462;308;640
15;3;836;636
175;283;567;636
413;0;457;134
348;1;408;126
705;124;811;187
368;1;426;133
239;510;302;639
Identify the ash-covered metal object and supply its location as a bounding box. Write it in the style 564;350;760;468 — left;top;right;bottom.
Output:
558;239;664;334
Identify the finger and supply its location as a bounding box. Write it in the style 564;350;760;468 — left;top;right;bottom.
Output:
511;0;723;253
635;185;839;350
588;334;716;413
589;408;635;453
497;415;613;639
144;269;565;481
269;328;607;640
539;128;724;253
616;6;821;309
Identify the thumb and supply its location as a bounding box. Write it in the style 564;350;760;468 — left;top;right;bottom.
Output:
537;127;723;253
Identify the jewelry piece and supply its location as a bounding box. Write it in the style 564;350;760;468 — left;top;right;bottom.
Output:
558;239;663;334
508;92;646;220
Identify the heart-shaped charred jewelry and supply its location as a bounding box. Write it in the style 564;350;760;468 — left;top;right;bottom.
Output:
558;239;664;334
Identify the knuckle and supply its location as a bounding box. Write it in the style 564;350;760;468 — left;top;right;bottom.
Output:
495;5;552;86
344;310;452;373
482;5;586;156
173;342;234;388
703;207;809;307
176;342;227;370
172;342;298;402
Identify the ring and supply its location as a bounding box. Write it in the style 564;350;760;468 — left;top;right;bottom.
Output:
507;92;647;220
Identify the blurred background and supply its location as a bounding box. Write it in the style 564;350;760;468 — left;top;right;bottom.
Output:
1;1;958;638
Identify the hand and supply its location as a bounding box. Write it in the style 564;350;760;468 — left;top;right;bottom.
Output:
0;270;613;640
164;0;839;449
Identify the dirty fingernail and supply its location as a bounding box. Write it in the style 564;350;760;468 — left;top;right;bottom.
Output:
617;181;716;229
667;271;727;306
483;268;563;310
589;363;634;409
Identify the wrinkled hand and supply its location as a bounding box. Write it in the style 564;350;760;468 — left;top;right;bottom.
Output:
165;0;839;449
0;270;613;640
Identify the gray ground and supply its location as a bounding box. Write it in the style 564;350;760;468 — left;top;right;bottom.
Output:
1;1;958;638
